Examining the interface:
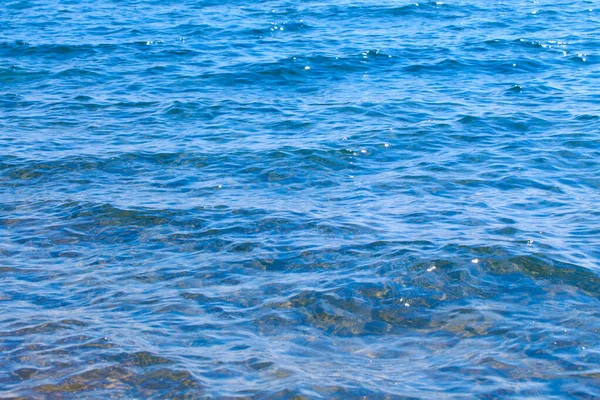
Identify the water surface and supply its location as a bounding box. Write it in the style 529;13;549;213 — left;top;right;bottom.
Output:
1;0;600;398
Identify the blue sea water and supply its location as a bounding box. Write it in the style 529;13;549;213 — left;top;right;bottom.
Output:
1;0;600;398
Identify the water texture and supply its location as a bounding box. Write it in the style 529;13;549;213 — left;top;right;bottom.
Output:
1;0;600;398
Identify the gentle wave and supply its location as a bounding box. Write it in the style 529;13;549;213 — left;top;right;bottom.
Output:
2;0;600;398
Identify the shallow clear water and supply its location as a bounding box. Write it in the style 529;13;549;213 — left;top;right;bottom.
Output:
1;0;600;398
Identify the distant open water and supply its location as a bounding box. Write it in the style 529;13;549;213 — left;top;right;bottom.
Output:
1;0;600;398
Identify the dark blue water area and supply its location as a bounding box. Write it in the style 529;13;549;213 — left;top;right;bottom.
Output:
1;0;600;398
